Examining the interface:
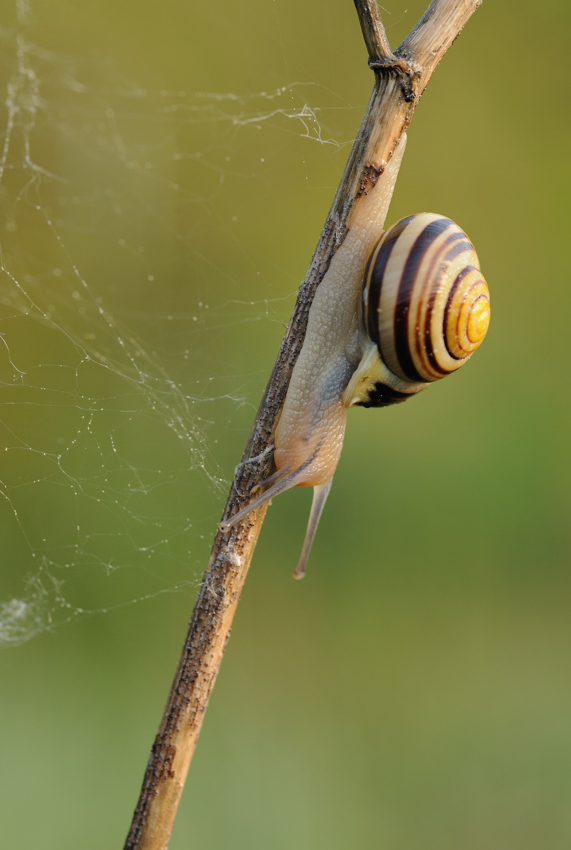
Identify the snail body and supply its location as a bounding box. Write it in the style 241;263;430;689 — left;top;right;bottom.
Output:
271;134;409;495
220;136;490;578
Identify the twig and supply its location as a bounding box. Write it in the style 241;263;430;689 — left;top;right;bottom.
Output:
123;1;482;847
354;0;396;64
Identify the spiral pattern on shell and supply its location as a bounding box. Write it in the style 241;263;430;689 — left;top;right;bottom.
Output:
362;213;490;397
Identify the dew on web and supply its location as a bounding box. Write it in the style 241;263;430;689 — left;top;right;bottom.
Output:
0;1;352;646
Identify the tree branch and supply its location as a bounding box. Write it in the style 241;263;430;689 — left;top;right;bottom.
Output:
123;1;482;848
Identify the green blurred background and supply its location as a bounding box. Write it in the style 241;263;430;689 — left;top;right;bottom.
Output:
1;0;570;847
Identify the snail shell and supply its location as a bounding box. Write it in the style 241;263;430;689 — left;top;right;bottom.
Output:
344;213;490;408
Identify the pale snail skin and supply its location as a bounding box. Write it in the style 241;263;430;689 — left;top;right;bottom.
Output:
219;133;490;578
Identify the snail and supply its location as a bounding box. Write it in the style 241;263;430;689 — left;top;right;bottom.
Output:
219;135;490;578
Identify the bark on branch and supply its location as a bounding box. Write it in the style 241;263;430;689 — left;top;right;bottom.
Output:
123;1;482;847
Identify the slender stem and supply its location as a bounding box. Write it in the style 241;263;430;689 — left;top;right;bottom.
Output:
353;0;396;64
123;1;482;848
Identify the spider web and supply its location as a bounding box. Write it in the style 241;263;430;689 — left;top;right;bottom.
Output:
0;1;352;646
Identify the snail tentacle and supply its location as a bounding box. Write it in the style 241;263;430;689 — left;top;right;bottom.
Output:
292;482;332;581
218;460;307;534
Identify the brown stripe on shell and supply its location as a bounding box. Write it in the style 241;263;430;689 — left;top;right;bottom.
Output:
421;241;477;377
394;217;454;382
417;232;475;378
364;215;415;351
444;239;473;262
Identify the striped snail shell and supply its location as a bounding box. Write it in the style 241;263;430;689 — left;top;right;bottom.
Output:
346;213;490;408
